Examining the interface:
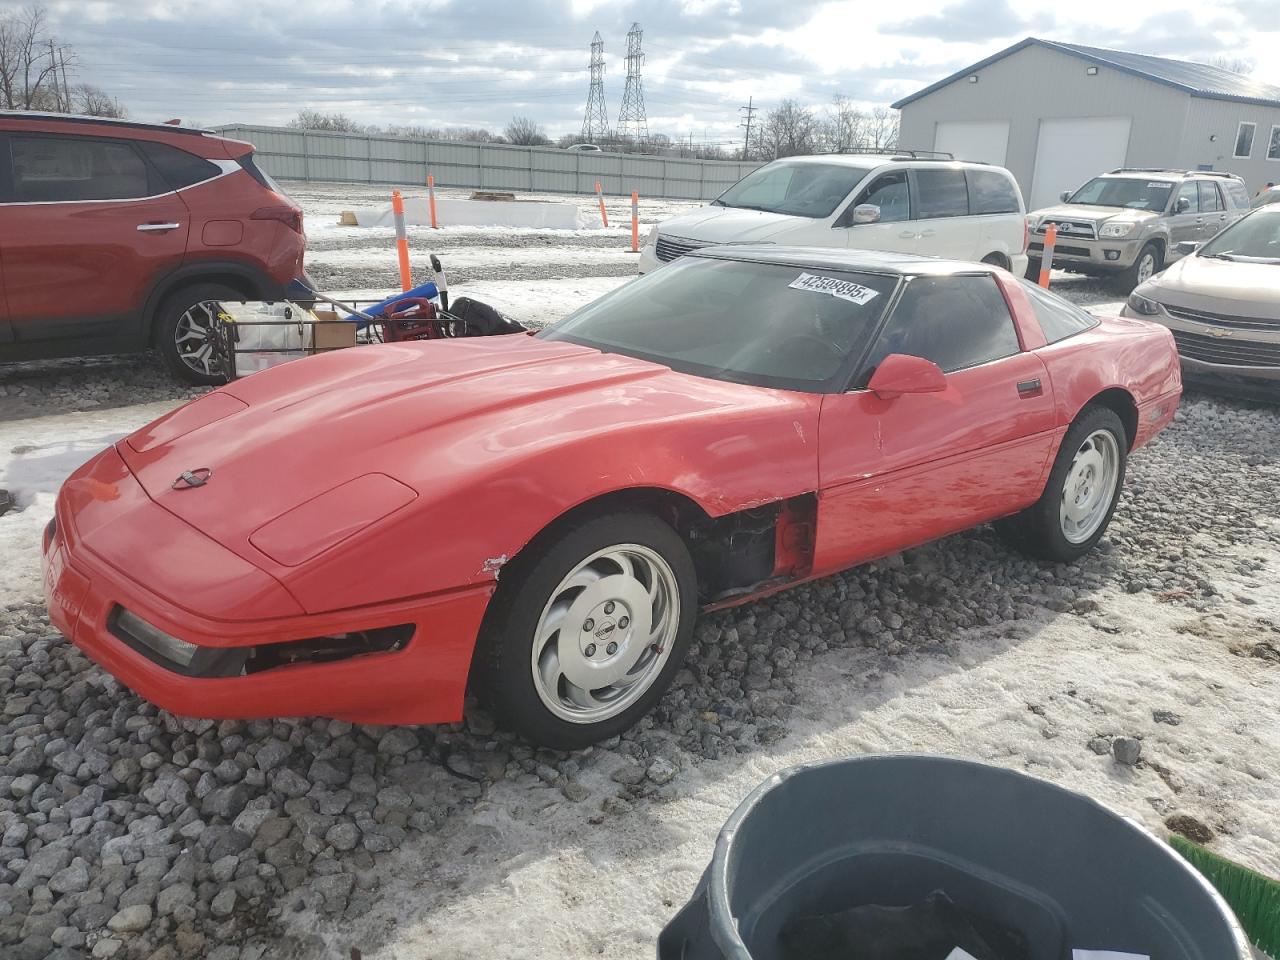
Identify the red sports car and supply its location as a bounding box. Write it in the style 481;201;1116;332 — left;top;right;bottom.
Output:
43;249;1181;748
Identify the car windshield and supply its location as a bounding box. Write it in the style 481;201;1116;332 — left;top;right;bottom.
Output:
1198;211;1280;263
714;161;872;219
538;256;898;392
1068;177;1174;210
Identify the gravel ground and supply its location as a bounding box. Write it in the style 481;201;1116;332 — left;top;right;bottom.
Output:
1;184;1277;960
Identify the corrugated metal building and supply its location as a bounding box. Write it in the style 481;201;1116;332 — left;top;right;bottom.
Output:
893;38;1280;210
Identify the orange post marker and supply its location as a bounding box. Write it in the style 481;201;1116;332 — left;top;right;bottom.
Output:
391;189;412;292
595;181;609;228
427;174;438;229
1038;223;1057;289
630;191;640;253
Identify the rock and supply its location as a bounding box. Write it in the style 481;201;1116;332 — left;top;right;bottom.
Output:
0;489;15;517
48;859;90;894
202;784;250;820
610;764;646;786
93;939;123;959
325;822;360;852
210;887;237;918
107;904;153;933
308;758;350;788
1165;814;1214;844
646;758;678;785
377;729;419;756
254;739;291;772
156;882;196;916
1087;737;1111;756
1152;709;1182;726
271;768;311;799
310;873;355;914
561;779;590;802
1112;737;1142;766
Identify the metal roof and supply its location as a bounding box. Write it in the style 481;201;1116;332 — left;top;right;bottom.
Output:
0;111;211;136
891;38;1280;110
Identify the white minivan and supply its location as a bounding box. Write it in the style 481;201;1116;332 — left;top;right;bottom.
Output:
638;153;1029;276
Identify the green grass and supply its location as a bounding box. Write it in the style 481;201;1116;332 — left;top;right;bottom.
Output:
1171;834;1280;958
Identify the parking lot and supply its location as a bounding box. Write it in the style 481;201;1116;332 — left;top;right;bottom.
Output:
1;184;1278;960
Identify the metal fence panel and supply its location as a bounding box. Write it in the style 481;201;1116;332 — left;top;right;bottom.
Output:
212;125;759;200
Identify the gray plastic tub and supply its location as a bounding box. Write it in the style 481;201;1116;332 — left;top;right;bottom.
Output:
658;755;1250;960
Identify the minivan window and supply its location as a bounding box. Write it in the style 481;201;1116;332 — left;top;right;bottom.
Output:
139;141;221;191
914;168;969;219
715;161;872;219
853;172;909;223
967;169;1021;214
10;136;150;202
856;274;1019;385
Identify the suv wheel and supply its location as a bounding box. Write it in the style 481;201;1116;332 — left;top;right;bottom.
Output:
1115;242;1161;293
156;282;243;385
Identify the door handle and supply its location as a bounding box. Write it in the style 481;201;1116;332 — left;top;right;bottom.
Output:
898;230;917;239
1017;378;1043;398
918;229;936;238
1194;217;1204;224
137;222;181;232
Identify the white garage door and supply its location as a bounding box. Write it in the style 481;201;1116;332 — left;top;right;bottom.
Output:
1030;116;1132;210
934;121;1010;166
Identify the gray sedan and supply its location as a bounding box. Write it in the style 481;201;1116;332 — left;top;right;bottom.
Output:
1122;205;1279;398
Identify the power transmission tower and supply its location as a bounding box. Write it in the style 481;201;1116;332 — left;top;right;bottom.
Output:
581;31;610;143
739;97;756;159
617;22;648;142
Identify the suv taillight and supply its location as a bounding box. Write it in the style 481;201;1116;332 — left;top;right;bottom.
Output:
251;205;304;234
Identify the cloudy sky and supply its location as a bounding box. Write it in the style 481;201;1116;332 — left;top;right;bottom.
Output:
14;0;1280;143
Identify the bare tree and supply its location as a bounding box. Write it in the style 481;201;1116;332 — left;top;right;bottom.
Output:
0;5;64;109
74;83;125;118
826;95;867;153
1204;54;1254;75
756;99;818;159
504;115;549;146
867;107;899;151
288;109;364;132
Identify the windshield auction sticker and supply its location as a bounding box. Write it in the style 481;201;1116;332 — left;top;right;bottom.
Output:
788;272;880;306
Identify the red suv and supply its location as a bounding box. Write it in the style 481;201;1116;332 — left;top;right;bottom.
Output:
0;113;305;383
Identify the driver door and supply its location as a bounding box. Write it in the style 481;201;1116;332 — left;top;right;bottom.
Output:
813;273;1057;576
1168;181;1202;248
838;170;919;254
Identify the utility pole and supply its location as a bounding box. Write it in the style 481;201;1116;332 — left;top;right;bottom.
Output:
47;40;64;110
58;47;71;111
739;97;756;160
581;31;610;143
616;22;649;143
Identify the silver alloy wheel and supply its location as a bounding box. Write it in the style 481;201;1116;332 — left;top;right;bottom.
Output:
1059;429;1121;544
1136;251;1156;285
530;543;680;724
174;301;222;377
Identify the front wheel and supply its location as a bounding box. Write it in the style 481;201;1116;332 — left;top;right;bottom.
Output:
472;512;697;749
995;406;1128;562
1115;242;1161;293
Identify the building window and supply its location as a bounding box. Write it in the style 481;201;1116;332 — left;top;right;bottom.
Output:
1234;122;1255;158
1270;125;1280;161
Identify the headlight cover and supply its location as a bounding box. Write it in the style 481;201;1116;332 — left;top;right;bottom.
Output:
1100;222;1136;238
1126;290;1162;315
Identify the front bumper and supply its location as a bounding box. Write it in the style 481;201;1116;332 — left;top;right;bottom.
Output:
637;243;660;275
42;451;492;725
1029;233;1145;272
1120;302;1280;393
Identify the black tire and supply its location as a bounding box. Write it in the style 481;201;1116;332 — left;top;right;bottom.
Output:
155;282;244;385
995;406;1128;563
981;253;1010;271
472;512;698;750
1114;242;1162;294
1024;257;1042;281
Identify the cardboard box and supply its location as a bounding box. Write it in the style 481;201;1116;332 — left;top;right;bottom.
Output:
310;310;357;354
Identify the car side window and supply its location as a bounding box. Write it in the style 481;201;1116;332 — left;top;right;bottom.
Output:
1197;181;1223;212
1224;180;1251;208
855;274;1020;386
1174;181;1199;214
9;135;151;203
967;169;1021;214
1017;279;1099;344
913;168;969;219
852;171;909;223
138;142;222;191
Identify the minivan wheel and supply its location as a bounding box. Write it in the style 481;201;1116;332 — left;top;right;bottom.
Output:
156;282;243;385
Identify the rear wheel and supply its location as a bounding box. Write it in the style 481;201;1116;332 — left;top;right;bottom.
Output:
473;512;697;749
1024;257;1042;281
981;253;1010;271
156;282;243;385
995;406;1127;562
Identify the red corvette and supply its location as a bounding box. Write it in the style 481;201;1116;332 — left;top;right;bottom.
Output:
43;249;1181;748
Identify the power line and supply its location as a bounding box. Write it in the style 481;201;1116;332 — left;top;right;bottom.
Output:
581;30;610;143
616;22;648;141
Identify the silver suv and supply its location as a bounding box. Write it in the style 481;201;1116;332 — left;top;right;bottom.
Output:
1026;168;1250;291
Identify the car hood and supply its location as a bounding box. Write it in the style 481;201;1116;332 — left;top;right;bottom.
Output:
1144;255;1280;316
660;205;808;243
116;335;818;603
1033;204;1157;227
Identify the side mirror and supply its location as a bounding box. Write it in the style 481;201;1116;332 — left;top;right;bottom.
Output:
1175;197;1192;214
1175;240;1200;256
1059;190;1072;202
866;353;947;400
850;203;881;225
